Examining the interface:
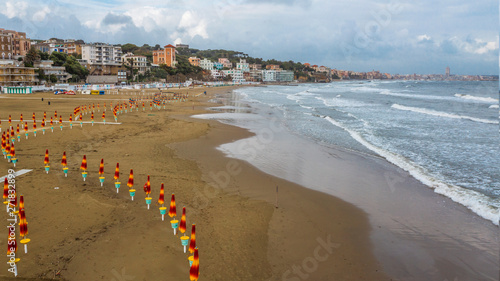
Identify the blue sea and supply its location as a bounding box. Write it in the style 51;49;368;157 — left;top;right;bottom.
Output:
215;80;499;225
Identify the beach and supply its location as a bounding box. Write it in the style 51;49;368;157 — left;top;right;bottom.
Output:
0;87;388;280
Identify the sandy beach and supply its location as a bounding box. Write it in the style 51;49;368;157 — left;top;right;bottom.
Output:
0;87;388;280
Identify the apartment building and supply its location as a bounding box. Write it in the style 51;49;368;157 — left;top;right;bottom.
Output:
122;52;148;74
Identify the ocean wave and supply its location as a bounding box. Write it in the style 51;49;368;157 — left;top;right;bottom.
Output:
454;94;498;103
379;90;453;101
315;96;374;108
391;104;498;124
323;116;499;226
489;104;499;109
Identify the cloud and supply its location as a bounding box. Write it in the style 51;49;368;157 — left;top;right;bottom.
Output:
0;0;497;75
2;1;28;19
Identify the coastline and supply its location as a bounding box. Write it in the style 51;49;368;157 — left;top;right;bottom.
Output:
0;87;387;280
188;87;499;280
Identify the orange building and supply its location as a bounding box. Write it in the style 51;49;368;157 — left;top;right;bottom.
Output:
188;57;200;67
153;44;176;67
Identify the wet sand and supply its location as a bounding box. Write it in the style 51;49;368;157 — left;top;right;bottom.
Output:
0;87;387;280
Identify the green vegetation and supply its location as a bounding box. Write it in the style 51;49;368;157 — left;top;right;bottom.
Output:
48;52;89;82
23;47;40;67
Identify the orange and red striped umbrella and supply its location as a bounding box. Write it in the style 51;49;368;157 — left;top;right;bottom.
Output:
158;183;165;205
189;224;196;253
3;178;8;203
114;163;119;181
8;115;11;124
169;194;176;218
189;248;199;281
16;124;19;135
80;155;87;171
32;112;35;122
179;207;186;234
59;116;62;125
19;196;27;238
91;112;94;121
127;169;134;188
44;149;49;165
146;176;151;194
79;113;82;121
5;140;10;156
43;111;46;120
19;114;23;123
54;111;57;119
50;117;53;126
99;159;104;175
23;122;27;132
61;151;67;167
69;115;72;122
41;119;45;128
102;112;105;119
33;120;36;130
9;142;15;158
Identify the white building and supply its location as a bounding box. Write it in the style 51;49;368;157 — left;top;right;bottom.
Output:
33;60;72;82
223;69;245;82
82;43;122;65
236;59;249;72
121;52;148;74
199;58;214;71
211;69;225;80
262;70;277;82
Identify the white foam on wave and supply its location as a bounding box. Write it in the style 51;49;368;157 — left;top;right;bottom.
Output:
323;116;499;226
392;104;498;124
379;90;454;101
454;94;498;103
489;104;499;109
315;96;374;108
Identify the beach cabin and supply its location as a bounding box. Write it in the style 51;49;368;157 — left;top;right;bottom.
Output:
99;90;105;95
80;90;91;95
3;87;33;94
90;90;99;95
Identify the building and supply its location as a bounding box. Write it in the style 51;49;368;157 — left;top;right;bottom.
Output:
249;63;262;70
0;33;13;60
276;70;294;82
82;43;122;65
211;69;225;80
266;64;281;70
213;62;223;70
33;60;72;82
445;66;450;77
236;59;249;72
218;58;232;69
262;70;277;82
222;69;244;82
121;52;148;74
248;69;262;81
0;29;31;59
199;58;214;71
0;63;38;86
63;40;82;55
152;44;176;67
188;57;200;67
175;44;189;49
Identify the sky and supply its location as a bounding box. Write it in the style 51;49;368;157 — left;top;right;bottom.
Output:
1;0;498;75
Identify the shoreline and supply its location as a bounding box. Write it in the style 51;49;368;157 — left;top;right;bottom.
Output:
190;87;499;280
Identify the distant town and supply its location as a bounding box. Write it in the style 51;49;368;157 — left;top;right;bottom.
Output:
0;28;497;90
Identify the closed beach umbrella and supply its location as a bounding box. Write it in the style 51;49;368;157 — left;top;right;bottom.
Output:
158;183;166;220
19;195;29;253
189;248;199;281
189;224;196;253
3;178;8;205
80;155;87;181
169;194;176;218
44;149;50;173
180;207;187;235
114;163;119;181
144;175;152;209
127;169;135;200
19;114;22;123
98;159;105;186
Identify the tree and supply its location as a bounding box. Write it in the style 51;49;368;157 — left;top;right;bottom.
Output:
23;47;40;67
49;74;58;83
49;52;68;66
63;55;89;82
37;50;50;60
121;43;139;54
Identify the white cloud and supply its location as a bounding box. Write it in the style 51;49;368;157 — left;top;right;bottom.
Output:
2;1;28;19
177;11;208;39
473;38;498;54
32;6;51;22
417;34;431;41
